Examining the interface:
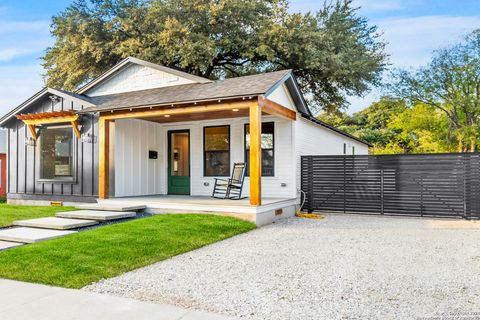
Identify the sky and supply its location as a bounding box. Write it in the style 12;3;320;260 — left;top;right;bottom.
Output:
0;0;479;117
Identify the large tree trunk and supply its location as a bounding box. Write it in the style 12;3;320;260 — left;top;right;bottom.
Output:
470;137;476;152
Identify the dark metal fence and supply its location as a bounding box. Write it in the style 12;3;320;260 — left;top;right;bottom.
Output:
301;153;480;219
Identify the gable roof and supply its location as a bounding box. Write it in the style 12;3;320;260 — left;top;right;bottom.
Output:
0;58;370;146
76;57;212;95
0;88;96;127
80;70;292;113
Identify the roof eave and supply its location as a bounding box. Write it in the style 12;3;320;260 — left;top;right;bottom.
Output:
77;95;261;114
0;88;95;127
300;113;372;147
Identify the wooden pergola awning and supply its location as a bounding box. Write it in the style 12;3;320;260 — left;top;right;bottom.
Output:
16;110;81;140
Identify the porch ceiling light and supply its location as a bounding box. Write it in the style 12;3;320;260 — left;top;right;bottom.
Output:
164;114;171;118
232;108;239;112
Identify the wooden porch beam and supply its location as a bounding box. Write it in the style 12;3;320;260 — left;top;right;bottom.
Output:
71;121;81;139
258;96;296;121
249;101;262;206
27;125;37;140
100;101;254;121
21;115;79;125
98;117;111;199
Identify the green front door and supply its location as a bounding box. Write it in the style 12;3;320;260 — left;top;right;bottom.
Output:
168;130;190;195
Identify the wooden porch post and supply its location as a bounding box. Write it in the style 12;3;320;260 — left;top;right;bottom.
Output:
98;117;110;199
249;100;262;206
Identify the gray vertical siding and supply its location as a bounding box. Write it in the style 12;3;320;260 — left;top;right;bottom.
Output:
5;95;98;202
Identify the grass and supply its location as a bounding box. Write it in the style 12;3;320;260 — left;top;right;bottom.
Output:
0;214;255;288
0;203;76;227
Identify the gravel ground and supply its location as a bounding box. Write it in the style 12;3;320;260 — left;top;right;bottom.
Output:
84;214;480;320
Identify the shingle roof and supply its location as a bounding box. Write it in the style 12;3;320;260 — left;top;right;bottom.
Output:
79;70;292;113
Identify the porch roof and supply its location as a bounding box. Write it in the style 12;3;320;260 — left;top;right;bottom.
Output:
79;70;293;114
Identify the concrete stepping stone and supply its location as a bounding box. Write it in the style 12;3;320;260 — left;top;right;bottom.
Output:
0;227;76;244
13;217;98;230
56;210;136;221
0;240;24;250
75;204;146;212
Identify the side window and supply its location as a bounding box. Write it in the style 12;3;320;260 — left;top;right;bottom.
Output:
244;122;274;176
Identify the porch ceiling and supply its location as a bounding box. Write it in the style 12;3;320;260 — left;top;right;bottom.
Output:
137;108;277;123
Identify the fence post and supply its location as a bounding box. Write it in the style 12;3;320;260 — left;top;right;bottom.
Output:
463;153;468;219
307;156;314;213
420;178;424;217
343;155;346;213
380;168;384;215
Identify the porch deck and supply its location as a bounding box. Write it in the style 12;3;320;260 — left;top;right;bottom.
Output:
97;195;298;225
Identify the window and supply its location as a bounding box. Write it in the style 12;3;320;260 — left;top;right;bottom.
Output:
204;126;230;176
40;126;74;180
244;122;274;176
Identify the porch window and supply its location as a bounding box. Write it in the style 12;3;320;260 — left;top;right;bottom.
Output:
204;125;230;176
40;126;74;180
244;122;274;176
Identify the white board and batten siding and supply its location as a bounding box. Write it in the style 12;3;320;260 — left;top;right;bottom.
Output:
86;64;196;97
114;117;297;199
294;117;369;193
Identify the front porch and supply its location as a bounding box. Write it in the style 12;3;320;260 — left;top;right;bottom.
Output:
98;95;298;208
97;195;297;226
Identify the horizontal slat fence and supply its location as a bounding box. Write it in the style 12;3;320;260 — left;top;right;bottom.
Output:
301;153;480;219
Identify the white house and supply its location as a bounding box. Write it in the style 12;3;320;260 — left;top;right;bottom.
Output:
0;57;369;224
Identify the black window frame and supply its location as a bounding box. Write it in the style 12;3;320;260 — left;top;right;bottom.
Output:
38;125;77;183
203;125;231;177
244;122;275;177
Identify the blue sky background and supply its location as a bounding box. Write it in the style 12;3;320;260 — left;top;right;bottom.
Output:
0;0;479;116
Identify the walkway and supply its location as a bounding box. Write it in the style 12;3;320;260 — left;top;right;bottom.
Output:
0;279;238;320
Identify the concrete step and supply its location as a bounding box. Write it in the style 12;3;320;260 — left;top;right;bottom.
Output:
75;204;146;212
13;217;98;230
56;210;136;221
0;240;24;250
0;227;76;244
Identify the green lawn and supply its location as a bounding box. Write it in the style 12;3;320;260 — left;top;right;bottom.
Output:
0;214;255;288
0;204;76;227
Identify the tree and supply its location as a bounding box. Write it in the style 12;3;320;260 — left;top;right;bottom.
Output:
43;0;387;112
386;104;452;153
318;96;407;151
317;96;457;154
390;29;480;152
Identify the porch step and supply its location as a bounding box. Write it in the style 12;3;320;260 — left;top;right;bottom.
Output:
0;240;24;250
75;204;146;212
56;210;137;221
0;227;76;244
13;217;98;230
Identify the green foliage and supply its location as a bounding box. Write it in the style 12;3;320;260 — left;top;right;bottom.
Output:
318;97;456;154
390;29;480;152
0;214;255;288
43;0;387;112
318;96;407;152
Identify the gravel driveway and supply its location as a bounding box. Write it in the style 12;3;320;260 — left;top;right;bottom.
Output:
84;214;480;320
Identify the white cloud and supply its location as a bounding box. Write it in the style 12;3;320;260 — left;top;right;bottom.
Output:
377;15;480;67
0;20;49;34
345;15;480;113
0;65;45;117
354;0;406;13
0;48;34;61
